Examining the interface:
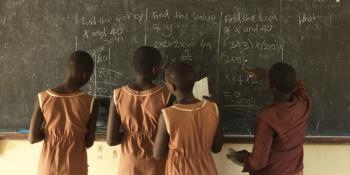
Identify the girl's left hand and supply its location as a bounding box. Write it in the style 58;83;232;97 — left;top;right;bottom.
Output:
226;148;250;166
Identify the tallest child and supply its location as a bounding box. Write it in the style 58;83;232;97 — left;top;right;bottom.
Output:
107;46;172;175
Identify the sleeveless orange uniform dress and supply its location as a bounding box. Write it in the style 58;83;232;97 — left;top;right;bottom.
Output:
161;100;220;175
113;85;171;175
37;89;94;175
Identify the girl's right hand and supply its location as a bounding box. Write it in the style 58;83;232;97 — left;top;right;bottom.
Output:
244;67;268;80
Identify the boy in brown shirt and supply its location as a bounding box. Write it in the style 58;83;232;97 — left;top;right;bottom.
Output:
228;62;310;175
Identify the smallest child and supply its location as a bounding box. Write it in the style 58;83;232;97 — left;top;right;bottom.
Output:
153;62;223;175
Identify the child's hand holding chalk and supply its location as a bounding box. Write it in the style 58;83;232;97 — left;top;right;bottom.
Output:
244;67;268;80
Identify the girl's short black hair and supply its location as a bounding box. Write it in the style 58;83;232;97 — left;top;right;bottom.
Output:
166;62;195;94
269;62;296;94
69;51;94;74
133;46;162;74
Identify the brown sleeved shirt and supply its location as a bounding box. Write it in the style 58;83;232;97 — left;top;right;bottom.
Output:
243;80;310;175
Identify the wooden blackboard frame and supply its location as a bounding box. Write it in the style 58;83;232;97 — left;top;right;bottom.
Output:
2;133;350;144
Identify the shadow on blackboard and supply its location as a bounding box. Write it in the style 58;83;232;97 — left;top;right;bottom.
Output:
96;97;110;133
221;105;261;135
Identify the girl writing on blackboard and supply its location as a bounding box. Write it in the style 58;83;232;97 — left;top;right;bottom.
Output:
29;51;99;175
227;62;310;175
153;62;223;175
107;46;172;175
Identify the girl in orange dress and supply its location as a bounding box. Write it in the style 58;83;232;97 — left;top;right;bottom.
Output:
29;51;99;175
153;62;223;175
107;46;172;175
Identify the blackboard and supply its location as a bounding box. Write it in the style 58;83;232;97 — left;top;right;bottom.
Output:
1;0;350;137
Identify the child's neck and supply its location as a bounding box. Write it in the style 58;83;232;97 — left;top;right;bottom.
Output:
175;92;198;104
53;78;82;94
130;75;155;91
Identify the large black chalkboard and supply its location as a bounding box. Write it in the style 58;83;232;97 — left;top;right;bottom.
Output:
1;0;349;137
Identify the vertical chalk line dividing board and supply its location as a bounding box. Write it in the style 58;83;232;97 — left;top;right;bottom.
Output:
1;0;350;138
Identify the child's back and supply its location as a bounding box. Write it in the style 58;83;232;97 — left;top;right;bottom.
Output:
114;85;170;174
228;63;310;175
107;46;171;175
161;100;220;175
37;90;94;175
153;62;223;175
29;51;98;175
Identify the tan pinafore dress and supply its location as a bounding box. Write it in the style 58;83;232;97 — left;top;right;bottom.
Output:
161;100;220;175
37;90;94;175
113;85;171;175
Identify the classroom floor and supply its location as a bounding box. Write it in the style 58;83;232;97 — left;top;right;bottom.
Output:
1;141;350;175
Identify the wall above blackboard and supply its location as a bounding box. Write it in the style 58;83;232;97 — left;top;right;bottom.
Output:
0;0;349;137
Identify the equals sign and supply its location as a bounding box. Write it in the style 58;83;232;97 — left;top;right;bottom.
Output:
223;92;231;97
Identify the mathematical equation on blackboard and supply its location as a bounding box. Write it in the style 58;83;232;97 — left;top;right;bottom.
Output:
75;1;338;112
